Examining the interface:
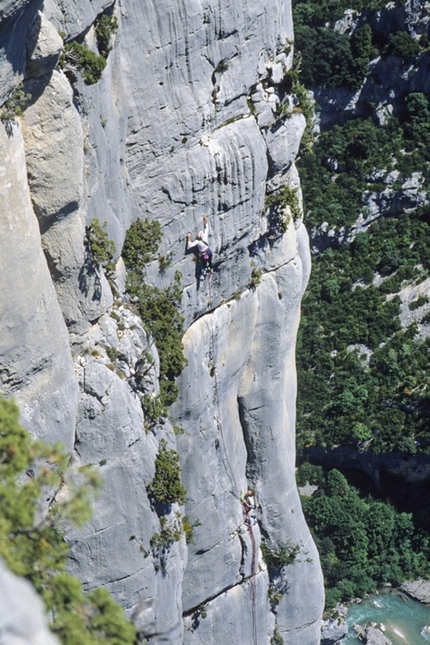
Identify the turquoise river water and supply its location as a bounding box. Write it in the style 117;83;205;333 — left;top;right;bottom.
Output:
340;591;430;644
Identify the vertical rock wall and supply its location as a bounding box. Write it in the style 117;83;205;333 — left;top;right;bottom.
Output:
0;0;324;643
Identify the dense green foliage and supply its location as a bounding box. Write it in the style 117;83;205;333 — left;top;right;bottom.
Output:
293;0;422;90
122;219;163;271
293;0;397;29
298;98;430;452
87;219;116;271
294;25;372;89
123;219;186;410
58;41;107;85
266;186;301;234
299;99;430;229
147;439;186;505
294;0;430;612
94;14;118;58
131;271;186;408
296;92;430;454
387;30;421;58
0;396;136;645
299;467;430;609
0;84;31;121
297;207;430;453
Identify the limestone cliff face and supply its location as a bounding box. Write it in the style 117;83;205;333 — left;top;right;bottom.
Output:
0;560;61;645
0;0;324;643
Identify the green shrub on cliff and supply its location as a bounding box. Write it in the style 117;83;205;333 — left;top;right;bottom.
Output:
123;219;186;410
387;31;421;58
0;396;136;645
87;218;116;272
58;14;117;85
148;438;186;505
265;185;301;234
58;41;107;85
94;14;118;58
0;84;31;121
122;219;162;272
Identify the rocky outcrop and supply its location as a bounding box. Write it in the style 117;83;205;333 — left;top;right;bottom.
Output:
401;579;430;604
362;626;392;645
26;10;63;78
0;0;324;643
0;559;60;645
320;616;348;645
172;221;323;645
0;120;78;447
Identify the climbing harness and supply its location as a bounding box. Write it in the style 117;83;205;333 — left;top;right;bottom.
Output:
206;278;258;645
199;246;213;279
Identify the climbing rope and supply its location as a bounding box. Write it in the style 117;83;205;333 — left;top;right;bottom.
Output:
206;276;258;645
245;514;258;645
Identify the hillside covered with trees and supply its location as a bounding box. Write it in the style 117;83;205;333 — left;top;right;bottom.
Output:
294;0;430;609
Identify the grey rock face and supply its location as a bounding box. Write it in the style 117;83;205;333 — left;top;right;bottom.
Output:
171;222;322;644
22;70;113;332
0;0;43;105
26;11;63;77
400;579;430;604
67;308;187;644
0;559;60;645
363;626;392;645
183;574;272;645
0;120;78;447
321;617;348;645
265;113;306;189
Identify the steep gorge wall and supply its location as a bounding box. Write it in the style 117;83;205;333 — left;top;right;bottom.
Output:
0;0;324;643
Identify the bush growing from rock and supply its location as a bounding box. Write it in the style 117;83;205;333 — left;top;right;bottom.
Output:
0;396;136;645
94;14;118;58
123;219;186;409
387;31;421;59
122;219;162;271
59;41;107;85
261;539;302;575
147;439;186;505
87;218;116;272
0;84;31;121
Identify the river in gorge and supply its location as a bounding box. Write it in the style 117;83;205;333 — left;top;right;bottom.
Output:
340;590;430;644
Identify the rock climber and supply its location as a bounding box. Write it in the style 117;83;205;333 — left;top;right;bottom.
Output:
186;215;213;277
243;488;258;526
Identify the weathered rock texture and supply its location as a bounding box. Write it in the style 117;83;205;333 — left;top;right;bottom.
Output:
0;0;324;643
0;119;79;447
0;559;60;645
401;578;430;604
